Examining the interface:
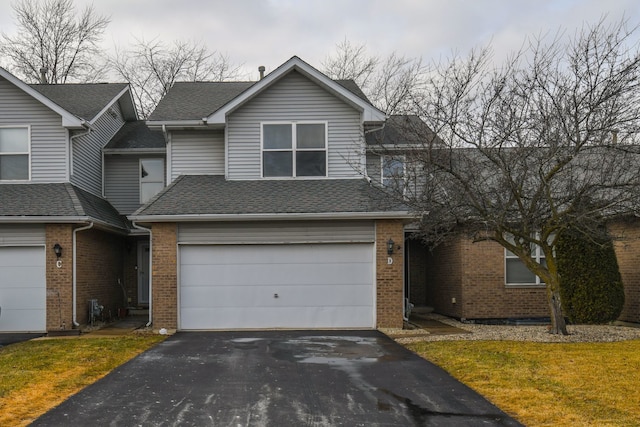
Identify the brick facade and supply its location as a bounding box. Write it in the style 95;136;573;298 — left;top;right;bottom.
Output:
610;221;640;323
45;224;74;331
75;228;125;325
406;236;428;306
45;224;126;331
151;223;178;330
375;219;405;328
424;236;548;320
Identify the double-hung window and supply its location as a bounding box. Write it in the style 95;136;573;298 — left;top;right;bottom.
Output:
505;242;546;286
0;127;30;180
140;158;165;203
382;155;405;189
262;122;327;177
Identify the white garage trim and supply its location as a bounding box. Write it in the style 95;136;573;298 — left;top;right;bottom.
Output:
0;245;46;333
178;243;375;330
179;220;375;244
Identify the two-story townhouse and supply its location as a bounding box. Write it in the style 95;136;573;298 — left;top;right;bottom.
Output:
0;66;148;333
132;56;413;331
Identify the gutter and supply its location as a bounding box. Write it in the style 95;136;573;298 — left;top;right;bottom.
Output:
132;222;153;327
128;211;414;223
72;222;94;327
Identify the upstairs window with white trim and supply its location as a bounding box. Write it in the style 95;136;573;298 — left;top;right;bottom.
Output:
0;127;30;180
262;122;327;177
505;242;546;286
382;155;405;189
140;158;165;203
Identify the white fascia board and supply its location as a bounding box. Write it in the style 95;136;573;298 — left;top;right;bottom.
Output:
0;216;89;223
89;86;133;124
205;56;386;125
145;120;209;130
103;148;166;155
0;216;129;234
0;67;84;128
129;211;413;223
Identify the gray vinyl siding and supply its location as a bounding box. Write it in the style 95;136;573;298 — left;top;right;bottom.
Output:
227;71;364;180
71;104;124;195
366;153;382;183
104;153;165;214
0;224;45;245
104;155;140;214
170;130;224;182
178;220;375;244
0;77;68;182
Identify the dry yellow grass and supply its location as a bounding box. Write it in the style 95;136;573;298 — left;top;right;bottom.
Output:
407;340;640;427
0;336;164;426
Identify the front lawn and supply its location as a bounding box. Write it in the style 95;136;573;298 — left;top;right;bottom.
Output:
407;340;640;427
0;336;164;426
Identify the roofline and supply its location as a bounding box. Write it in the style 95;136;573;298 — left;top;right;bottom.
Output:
0;67;85;128
0;216;129;233
146;120;208;129
128;211;413;223
103;148;166;155
204;56;387;125
89;85;136;124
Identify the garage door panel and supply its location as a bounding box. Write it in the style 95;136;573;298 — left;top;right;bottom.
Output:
181;284;374;309
0;246;46;333
0;266;46;288
181;262;373;287
181;306;374;330
1;288;46;309
0;309;46;333
181;244;373;265
179;243;375;330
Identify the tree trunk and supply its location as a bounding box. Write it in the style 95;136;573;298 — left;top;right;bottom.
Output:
547;288;568;335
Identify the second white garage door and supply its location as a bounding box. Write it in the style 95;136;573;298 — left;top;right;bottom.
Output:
0;246;46;333
179;243;374;330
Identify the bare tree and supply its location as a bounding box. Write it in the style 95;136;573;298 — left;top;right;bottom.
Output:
0;0;110;83
374;18;640;335
111;38;243;119
323;39;425;114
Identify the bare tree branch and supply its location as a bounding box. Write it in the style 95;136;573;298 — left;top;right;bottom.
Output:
111;37;243;119
0;0;110;83
372;18;640;334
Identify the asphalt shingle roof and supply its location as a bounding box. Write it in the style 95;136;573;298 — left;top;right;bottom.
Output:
148;77;370;122
30;83;128;121
0;183;129;230
148;81;255;121
366;115;443;146
104;121;165;150
133;175;404;217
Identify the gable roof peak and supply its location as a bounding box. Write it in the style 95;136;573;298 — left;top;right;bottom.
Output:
202;55;385;125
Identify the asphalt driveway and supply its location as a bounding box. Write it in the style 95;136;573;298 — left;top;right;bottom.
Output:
32;330;521;426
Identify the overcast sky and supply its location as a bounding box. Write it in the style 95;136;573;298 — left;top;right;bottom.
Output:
1;0;639;79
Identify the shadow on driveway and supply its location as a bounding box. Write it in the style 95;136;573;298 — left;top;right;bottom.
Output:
32;330;522;426
0;333;44;347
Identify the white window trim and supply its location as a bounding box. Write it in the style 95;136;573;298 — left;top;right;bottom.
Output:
139;158;165;204
260;121;328;178
504;240;546;287
0;125;31;181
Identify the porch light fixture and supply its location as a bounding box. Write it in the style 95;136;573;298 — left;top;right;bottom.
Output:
53;243;62;259
387;238;395;255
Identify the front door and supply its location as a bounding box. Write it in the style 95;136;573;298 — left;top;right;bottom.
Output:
138;242;150;305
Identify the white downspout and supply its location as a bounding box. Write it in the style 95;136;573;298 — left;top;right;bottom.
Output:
132;222;153;327
72;222;94;327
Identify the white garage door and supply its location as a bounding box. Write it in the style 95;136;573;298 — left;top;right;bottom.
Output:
179;243;374;330
0;246;46;333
